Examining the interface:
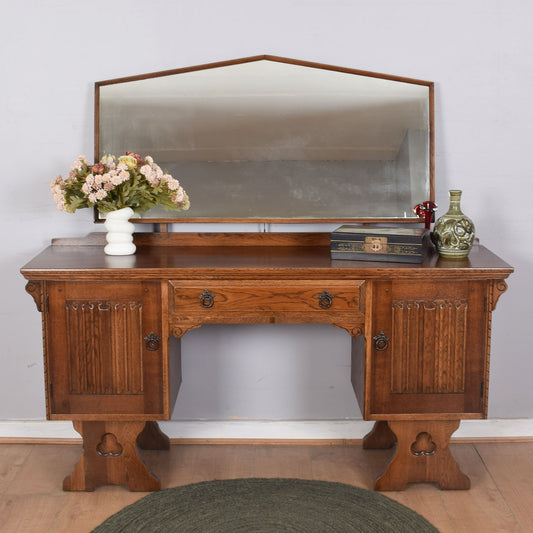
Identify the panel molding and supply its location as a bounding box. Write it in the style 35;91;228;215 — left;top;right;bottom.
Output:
391;299;467;394
65;300;144;395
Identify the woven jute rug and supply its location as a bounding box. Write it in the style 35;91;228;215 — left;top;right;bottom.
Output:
91;478;439;532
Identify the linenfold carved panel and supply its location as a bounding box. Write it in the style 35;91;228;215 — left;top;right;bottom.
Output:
391;299;467;394
66;301;144;394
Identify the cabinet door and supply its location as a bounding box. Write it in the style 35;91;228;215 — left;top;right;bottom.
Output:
46;281;166;418
368;280;489;418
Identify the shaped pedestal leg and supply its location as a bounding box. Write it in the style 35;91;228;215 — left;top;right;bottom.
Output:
363;421;397;449
374;419;470;491
137;421;170;450
63;421;161;492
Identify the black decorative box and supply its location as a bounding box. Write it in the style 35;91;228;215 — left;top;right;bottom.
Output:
330;226;431;263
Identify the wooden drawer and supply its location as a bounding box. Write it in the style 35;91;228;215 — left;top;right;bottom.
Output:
169;280;365;325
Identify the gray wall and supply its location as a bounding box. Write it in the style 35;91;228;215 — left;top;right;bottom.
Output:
2;0;531;422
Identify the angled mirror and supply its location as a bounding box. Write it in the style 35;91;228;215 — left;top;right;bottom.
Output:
96;56;434;223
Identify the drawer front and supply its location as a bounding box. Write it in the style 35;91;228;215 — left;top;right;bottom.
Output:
169;280;364;323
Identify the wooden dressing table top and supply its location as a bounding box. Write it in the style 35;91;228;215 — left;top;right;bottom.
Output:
21;232;512;280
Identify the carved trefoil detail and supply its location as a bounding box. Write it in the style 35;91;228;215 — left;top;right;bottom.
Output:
65;300;144;395
391;299;467;394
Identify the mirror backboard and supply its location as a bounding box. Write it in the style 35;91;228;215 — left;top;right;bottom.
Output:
96;56;434;223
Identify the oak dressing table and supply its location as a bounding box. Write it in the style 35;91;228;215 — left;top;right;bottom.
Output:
21;231;512;491
23;55;513;491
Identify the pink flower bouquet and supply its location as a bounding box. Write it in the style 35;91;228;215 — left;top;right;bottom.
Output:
51;152;190;215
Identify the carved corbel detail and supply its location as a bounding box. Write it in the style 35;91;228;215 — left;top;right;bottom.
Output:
332;323;364;337
171;324;202;338
491;280;508;311
25;281;44;312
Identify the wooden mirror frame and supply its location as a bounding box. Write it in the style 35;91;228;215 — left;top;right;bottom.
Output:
95;55;434;225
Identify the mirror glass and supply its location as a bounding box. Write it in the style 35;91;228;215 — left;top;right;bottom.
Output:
96;57;433;222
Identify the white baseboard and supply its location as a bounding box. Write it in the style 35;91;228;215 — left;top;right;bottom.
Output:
1;418;533;441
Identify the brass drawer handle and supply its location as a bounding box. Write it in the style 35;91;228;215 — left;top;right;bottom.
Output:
199;289;215;308
317;290;334;309
373;331;390;351
144;332;161;351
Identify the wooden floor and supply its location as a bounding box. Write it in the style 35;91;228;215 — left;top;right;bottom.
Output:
1;441;532;532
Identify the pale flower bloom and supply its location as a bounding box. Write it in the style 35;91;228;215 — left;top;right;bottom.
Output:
103;182;114;191
145;156;153;164
110;171;123;186
88;192;97;203
53;191;66;210
173;188;184;202
53;192;64;205
140;164;152;177
118;155;137;170
71;160;83;171
118;170;129;182
85;174;95;186
95;189;107;200
81;182;91;194
100;155;116;167
116;162;128;172
166;177;180;191
143;166;159;186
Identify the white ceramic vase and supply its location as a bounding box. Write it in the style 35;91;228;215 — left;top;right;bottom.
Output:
103;207;136;256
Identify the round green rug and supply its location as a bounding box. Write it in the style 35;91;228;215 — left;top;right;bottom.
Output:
91;478;439;532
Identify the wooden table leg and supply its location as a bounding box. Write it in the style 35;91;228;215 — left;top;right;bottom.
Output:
63;421;161;492
374;419;470;491
363;421;397;449
137;421;170;450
